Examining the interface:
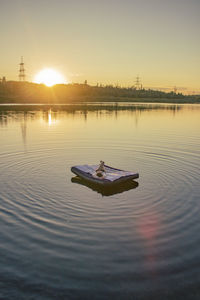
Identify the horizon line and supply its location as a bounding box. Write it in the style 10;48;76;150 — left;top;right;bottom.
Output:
1;79;200;96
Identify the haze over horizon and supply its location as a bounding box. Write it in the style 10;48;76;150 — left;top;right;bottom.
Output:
0;0;199;94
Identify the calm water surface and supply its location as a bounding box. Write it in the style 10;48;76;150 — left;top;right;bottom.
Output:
0;103;200;299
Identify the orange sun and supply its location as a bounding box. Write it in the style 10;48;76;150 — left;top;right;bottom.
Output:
34;68;67;86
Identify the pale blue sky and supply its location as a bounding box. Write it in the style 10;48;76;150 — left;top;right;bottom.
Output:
0;0;199;93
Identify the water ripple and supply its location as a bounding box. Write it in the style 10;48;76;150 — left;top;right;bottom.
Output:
0;105;200;299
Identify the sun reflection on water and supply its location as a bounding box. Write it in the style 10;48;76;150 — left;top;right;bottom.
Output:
40;109;58;126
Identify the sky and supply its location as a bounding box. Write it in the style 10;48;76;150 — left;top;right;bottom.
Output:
0;0;200;94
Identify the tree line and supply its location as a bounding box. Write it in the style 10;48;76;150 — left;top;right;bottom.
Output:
0;81;199;103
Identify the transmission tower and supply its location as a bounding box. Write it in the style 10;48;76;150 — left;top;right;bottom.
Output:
19;56;25;81
174;86;177;94
135;75;141;90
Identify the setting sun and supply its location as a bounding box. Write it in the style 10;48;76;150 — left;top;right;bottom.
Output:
34;68;67;86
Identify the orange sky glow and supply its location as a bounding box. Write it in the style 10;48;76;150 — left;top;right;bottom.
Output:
0;0;199;95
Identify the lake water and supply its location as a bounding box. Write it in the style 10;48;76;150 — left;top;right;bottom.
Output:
0;103;200;299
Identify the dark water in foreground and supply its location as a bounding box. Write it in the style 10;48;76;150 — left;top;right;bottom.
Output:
0;103;200;299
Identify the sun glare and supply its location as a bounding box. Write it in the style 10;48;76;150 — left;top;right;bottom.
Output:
34;68;67;86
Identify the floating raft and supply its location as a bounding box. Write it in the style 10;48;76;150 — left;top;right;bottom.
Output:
71;164;139;186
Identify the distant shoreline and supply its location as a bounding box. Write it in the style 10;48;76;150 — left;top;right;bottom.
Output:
0;81;199;104
0;96;199;104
